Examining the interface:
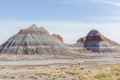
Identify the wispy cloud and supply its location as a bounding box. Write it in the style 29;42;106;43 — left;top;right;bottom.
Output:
92;0;120;7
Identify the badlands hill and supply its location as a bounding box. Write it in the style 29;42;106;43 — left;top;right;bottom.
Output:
0;25;120;59
75;29;120;53
0;25;75;58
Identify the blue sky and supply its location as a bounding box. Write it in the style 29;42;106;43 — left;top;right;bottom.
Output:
0;0;120;44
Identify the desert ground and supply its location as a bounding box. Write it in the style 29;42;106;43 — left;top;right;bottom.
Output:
0;64;120;80
0;54;119;80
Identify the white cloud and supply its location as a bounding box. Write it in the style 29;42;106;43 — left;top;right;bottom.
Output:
92;0;120;7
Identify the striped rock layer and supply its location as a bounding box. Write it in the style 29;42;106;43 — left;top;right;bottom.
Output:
0;25;68;55
76;29;120;52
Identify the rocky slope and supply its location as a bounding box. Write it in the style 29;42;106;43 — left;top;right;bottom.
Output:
0;25;73;57
76;29;120;52
0;25;120;59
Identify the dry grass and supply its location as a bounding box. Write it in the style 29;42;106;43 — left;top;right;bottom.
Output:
0;64;120;80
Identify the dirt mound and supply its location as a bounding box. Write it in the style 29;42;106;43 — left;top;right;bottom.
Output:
0;25;68;55
77;29;120;52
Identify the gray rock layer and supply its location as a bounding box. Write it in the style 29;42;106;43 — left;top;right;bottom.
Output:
0;25;66;55
76;29;120;52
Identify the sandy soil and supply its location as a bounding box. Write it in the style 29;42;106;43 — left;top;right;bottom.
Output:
0;54;119;80
0;64;119;80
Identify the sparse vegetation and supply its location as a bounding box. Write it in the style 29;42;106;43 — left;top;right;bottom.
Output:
0;64;120;80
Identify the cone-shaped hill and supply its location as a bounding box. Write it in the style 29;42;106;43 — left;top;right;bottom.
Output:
0;25;70;55
76;29;120;52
